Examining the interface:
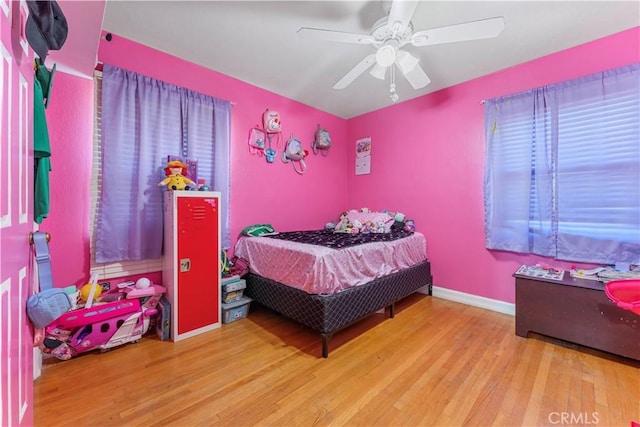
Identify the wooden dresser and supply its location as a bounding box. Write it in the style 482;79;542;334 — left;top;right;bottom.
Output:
514;272;640;361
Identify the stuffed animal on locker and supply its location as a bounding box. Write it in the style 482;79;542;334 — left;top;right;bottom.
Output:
158;160;195;191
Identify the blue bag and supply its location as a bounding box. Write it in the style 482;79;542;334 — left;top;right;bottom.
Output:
26;232;71;328
26;289;71;328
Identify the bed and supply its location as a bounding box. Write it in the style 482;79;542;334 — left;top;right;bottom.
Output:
234;228;433;357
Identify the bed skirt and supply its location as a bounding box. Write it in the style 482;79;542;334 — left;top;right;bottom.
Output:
244;261;432;357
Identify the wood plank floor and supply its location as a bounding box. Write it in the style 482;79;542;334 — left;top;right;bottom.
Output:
34;294;640;426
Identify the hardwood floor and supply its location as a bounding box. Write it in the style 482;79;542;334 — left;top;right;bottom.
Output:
34;294;640;426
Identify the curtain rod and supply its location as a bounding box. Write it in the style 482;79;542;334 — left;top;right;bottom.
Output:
94;62;236;106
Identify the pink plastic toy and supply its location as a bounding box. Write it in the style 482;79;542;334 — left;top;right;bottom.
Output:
604;279;640;316
42;282;166;360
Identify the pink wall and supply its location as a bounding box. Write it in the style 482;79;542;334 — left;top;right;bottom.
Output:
45;33;348;288
46;27;638;302
44;72;93;288
347;27;640;303
97;33;348;247
44;71;162;290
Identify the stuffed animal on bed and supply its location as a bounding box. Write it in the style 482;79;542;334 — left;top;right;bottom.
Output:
334;212;350;233
404;219;415;232
158;160;195;191
391;212;406;231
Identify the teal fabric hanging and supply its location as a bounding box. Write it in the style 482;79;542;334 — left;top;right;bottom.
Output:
33;62;56;224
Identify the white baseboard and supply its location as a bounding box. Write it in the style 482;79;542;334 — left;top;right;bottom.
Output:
33;347;42;380
432;286;515;316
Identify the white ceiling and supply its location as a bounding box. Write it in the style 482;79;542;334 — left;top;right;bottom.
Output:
100;1;639;119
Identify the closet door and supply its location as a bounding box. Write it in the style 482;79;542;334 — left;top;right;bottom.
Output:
1;2;36;425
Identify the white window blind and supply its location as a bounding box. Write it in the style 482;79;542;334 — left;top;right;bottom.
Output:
90;72;162;280
557;85;639;240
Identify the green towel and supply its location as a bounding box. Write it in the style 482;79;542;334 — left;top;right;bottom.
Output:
241;224;278;237
33;68;53;223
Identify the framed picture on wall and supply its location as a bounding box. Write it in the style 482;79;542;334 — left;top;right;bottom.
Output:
355;137;371;175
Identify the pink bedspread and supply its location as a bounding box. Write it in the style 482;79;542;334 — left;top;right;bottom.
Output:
234;232;427;295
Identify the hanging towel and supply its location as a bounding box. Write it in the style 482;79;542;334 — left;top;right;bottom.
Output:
33;62;55;223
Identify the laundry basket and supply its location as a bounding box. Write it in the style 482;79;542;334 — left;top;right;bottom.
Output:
604;279;640;316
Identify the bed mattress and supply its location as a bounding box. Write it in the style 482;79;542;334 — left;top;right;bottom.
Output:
234;230;427;295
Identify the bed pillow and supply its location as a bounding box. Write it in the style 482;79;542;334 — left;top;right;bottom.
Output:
346;211;394;233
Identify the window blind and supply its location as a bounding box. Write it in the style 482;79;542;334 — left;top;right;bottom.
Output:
484;63;639;264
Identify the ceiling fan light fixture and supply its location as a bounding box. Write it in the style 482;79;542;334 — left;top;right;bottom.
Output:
375;44;397;67
369;64;387;80
298;0;504;98
396;50;419;74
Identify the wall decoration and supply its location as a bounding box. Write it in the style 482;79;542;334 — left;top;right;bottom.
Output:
247;109;282;164
355;137;371;175
312;124;331;156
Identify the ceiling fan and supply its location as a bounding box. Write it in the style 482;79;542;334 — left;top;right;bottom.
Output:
297;0;505;101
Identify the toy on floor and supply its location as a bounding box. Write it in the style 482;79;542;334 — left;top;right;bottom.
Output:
41;278;166;360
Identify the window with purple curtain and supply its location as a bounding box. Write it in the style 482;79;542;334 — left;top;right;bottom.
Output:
484;63;639;264
97;64;231;263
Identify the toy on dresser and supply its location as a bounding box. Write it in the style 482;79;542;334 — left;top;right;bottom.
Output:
42;278;166;361
158;159;195;191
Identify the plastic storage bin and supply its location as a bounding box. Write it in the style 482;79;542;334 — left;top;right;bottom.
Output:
222;278;246;304
222;296;252;324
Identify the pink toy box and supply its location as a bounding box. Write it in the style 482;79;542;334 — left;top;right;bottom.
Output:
42;283;166;360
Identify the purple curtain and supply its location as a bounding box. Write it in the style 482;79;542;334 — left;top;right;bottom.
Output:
484;63;639;264
97;64;231;262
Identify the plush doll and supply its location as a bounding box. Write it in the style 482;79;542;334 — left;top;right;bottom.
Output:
404;219;415;232
351;219;363;234
158;160;195;191
362;221;375;234
334;212;350;233
391;212;405;232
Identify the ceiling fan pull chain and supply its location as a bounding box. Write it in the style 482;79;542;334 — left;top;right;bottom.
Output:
389;66;399;103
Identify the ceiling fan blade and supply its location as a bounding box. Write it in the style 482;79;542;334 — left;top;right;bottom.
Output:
399;62;431;89
387;0;419;33
333;54;377;90
297;27;376;45
411;16;505;47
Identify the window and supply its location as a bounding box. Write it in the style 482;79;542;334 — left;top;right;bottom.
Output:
484;63;639;264
91;65;231;278
90;73;163;279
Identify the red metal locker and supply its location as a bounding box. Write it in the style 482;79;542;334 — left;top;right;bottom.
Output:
163;191;221;341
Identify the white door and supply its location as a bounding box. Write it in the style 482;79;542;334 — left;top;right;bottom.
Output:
1;1;36;425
